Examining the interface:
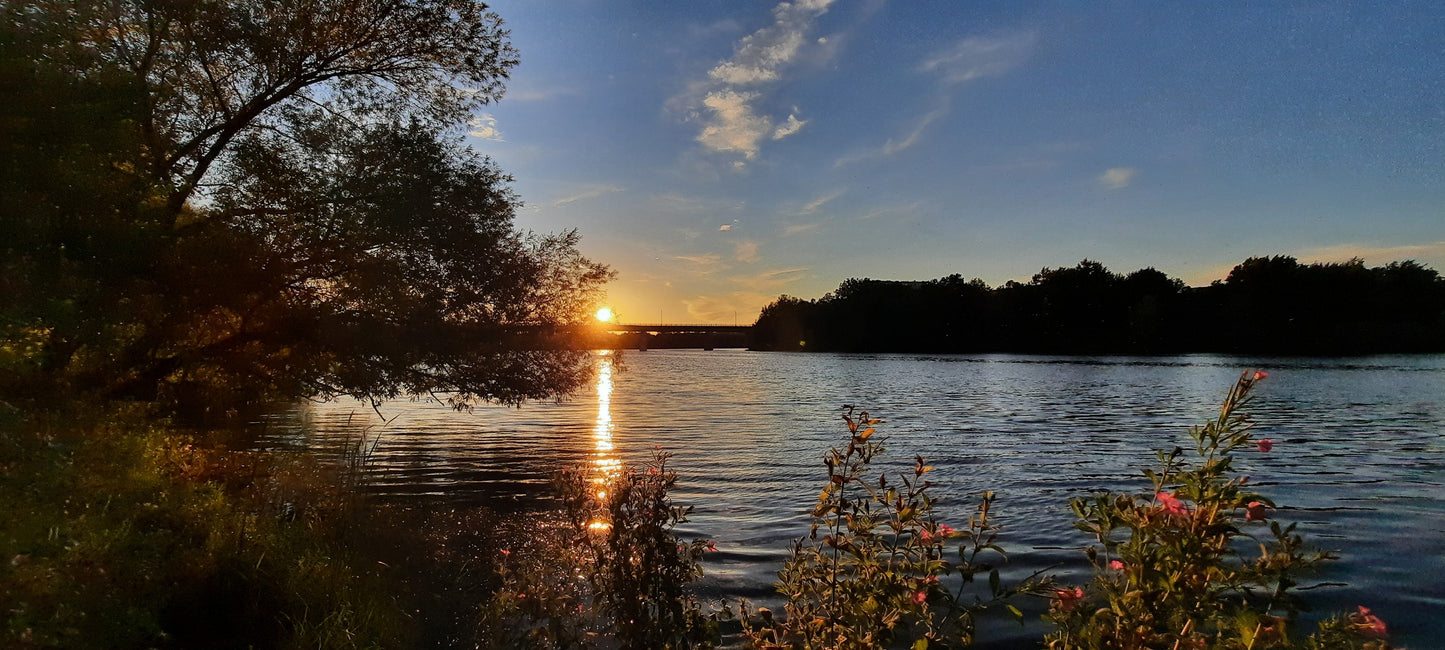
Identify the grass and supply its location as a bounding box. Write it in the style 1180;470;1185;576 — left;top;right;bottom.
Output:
0;404;417;649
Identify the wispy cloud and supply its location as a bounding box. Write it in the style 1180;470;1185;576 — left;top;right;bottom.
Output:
551;184;625;207
505;86;580;102
1183;240;1445;286
681;0;836;166
684;270;810;322
708;0;834;85
859;200;923;220
684;293;768;323
735;240;761;262
883;107;948;156
674;254;723;267
801;189;845;214
1099;167;1137;190
834;105;949;167
648;193;747;215
920;31;1036;84
467;113;504;141
732;266;810;291
1294;241;1445;266
784;222;820;236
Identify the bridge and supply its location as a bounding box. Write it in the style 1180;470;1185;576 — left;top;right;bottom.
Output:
599;323;751;334
595;323;751;350
506;322;753;349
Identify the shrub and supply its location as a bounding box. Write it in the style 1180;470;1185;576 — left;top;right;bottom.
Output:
742;408;1045;649
479;449;720;649
1044;371;1392;649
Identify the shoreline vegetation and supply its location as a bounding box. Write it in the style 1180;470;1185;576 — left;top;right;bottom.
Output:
2;375;1399;648
749;258;1445;356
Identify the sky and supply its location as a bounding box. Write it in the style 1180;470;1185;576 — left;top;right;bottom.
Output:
465;1;1445;325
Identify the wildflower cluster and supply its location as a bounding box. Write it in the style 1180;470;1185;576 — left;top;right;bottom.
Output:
742;408;1044;649
1044;371;1391;649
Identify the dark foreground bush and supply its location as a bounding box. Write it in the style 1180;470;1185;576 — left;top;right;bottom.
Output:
0;406;409;649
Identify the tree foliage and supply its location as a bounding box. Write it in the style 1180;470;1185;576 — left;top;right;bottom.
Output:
751;258;1445;355
1;1;609;412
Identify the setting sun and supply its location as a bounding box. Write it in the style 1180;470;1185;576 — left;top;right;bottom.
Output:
595;307;614;322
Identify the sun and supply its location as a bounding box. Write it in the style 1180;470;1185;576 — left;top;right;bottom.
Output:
595;307;614;322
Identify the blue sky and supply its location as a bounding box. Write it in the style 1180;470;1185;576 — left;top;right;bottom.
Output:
467;1;1445;324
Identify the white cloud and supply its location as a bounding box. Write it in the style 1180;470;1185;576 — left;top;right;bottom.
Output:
551;184;625;207
920;31;1036;85
707;0;834;85
1099;167;1137;189
719;224;732;231
467;113;504;141
784;222;820;236
681;0;836;165
696;90;772;159
772;113;807;140
735;240;761;262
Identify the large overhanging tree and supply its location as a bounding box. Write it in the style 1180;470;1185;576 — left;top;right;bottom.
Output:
0;1;610;412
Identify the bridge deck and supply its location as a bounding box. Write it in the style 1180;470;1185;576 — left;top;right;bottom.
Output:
602;324;750;334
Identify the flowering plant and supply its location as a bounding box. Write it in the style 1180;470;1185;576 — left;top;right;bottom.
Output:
1045;371;1391;649
743;408;1045;649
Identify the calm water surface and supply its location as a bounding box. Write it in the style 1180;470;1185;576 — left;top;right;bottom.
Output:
264;351;1445;646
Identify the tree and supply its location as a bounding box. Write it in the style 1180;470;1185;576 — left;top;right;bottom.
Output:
1;1;609;412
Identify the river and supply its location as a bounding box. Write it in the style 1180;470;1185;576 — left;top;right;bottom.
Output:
262;351;1445;646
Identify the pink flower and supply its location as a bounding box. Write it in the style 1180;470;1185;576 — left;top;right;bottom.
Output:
917;529;933;543
499;549;510;556
1108;560;1125;571
1156;491;1189;516
1352;606;1388;638
1246;501;1268;522
1256;438;1274;452
938;523;956;537
647;467;659;475
912;591;927;605
1253;370;1268;381
705;541;717;552
1053;587;1085;611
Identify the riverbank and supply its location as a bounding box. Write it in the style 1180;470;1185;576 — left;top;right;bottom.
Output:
0;404;523;648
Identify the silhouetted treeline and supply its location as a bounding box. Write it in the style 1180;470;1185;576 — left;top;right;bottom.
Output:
751;257;1445;355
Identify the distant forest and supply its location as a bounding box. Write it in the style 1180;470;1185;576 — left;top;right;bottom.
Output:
751;256;1445;355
